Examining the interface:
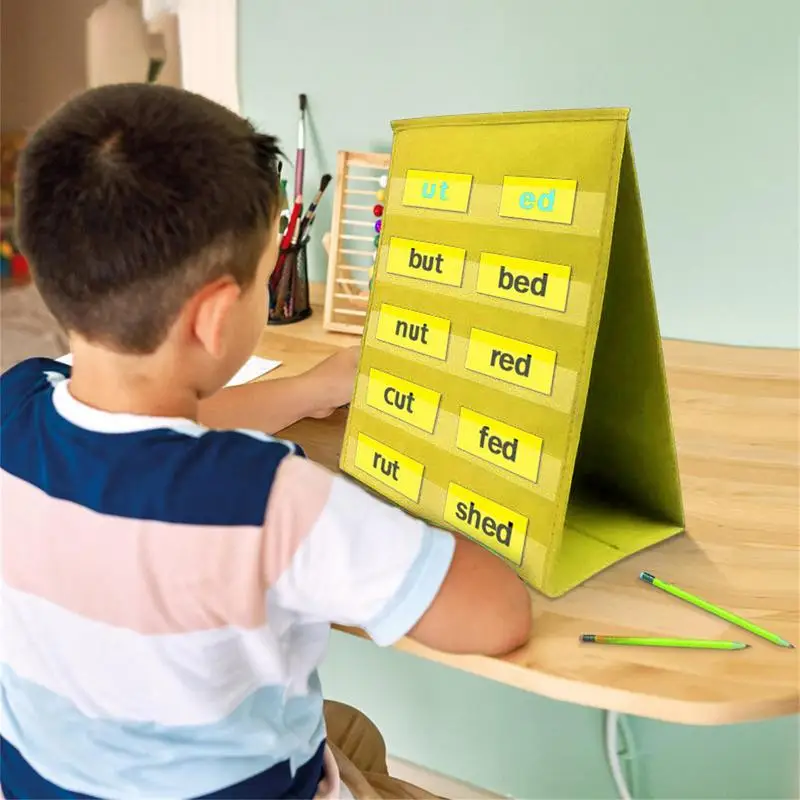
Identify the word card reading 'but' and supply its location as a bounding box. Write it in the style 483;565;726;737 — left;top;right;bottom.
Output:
476;252;572;313
355;433;425;502
499;176;577;225
402;169;473;213
375;303;451;361
365;368;441;433
466;329;557;395
444;483;528;565
456;407;543;483
386;237;466;287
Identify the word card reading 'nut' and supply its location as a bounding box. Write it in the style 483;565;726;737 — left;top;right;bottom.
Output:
375;303;451;360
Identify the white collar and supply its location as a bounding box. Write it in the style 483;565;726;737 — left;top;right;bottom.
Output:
50;376;207;438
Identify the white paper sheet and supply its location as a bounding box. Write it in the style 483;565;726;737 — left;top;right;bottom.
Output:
56;354;281;387
225;356;281;386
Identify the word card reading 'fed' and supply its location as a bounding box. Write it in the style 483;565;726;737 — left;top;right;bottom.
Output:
342;109;685;597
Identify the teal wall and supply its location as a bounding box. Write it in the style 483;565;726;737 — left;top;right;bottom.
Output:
240;0;799;350
240;1;800;797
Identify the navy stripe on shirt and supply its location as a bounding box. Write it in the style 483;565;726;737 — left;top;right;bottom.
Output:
1;736;326;800
0;358;305;527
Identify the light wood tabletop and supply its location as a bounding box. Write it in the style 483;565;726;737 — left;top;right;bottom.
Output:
255;307;799;726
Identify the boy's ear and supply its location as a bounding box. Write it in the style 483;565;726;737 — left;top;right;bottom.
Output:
188;276;242;358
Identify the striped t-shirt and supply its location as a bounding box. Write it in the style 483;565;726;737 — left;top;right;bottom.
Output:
0;358;455;799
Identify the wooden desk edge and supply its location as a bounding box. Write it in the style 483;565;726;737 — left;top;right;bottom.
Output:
334;626;800;726
263;308;800;726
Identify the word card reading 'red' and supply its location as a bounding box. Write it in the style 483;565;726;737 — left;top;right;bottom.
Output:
341;109;685;598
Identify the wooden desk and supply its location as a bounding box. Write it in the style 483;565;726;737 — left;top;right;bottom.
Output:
256;310;799;726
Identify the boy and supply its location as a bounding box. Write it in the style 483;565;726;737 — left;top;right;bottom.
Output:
0;84;531;799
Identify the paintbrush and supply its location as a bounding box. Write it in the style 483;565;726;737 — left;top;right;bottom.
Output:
293;94;307;211
296;173;332;243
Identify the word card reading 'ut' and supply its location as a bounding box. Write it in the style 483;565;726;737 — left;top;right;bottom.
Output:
341;109;684;598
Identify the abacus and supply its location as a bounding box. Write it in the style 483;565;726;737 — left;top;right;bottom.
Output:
323;150;390;334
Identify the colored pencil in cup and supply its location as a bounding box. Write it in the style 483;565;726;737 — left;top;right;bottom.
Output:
580;634;749;650
639;572;795;648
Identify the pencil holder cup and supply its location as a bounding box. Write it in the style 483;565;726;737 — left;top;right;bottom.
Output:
268;242;312;325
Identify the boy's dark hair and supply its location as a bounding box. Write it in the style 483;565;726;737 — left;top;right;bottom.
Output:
16;83;282;353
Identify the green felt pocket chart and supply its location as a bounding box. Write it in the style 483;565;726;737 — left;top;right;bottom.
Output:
340;108;685;597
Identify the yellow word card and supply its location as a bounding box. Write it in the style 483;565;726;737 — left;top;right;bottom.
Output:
355;433;425;502
499;176;577;225
402;169;473;213
456;407;543;482
386;237;466;287
365;368;441;433
476;252;572;313
444;483;527;565
375;303;451;360
465;328;557;395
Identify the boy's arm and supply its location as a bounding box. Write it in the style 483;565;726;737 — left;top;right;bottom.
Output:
264;456;531;657
406;535;532;655
198;346;359;434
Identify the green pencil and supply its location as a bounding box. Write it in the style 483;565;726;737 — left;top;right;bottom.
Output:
640;572;795;648
580;634;748;650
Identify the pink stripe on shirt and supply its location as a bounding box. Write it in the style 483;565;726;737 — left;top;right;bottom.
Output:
1;456;331;634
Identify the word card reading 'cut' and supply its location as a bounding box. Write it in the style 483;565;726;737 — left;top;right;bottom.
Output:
444;483;527;565
476;252;572;313
355;433;425;502
466;329;557;395
402;169;473;213
375;303;451;360
365;368;441;433
499;176;577;225
386;237;466;287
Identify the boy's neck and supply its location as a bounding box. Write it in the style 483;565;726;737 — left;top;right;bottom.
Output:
67;338;200;420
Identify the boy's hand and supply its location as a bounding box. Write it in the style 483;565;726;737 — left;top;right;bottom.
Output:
302;345;360;418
